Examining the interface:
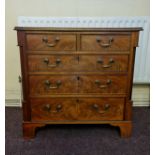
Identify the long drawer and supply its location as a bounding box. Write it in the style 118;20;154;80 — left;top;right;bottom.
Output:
28;54;129;73
31;98;125;121
29;75;127;95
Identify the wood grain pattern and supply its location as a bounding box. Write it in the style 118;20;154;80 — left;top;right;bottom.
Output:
15;27;143;32
81;34;131;51
77;98;124;120
78;75;127;94
26;34;76;51
29;75;127;95
29;75;78;95
110;121;132;138
78;55;129;72
28;55;78;72
23;123;45;139
28;54;129;73
31;98;124;121
15;27;142;138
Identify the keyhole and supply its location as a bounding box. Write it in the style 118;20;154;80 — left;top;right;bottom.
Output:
77;56;80;62
77;76;80;80
76;99;79;102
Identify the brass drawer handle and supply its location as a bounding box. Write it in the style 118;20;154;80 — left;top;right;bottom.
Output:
56;104;62;111
92;103;110;114
43;58;61;67
95;79;112;88
102;64;112;68
97;58;114;68
42;36;60;47
44;80;61;89
43;104;62;113
43;104;51;112
96;37;113;48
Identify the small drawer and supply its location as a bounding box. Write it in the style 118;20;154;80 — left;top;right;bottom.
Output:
81;34;131;51
28;55;78;72
26;34;76;51
78;75;127;94
29;75;78;95
31;98;124;121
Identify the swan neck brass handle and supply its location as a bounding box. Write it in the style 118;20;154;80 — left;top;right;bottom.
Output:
104;104;110;110
102;64;112;68
95;79;112;88
97;58;114;68
92;104;99;109
56;104;62;111
43;58;61;67
43;104;62;113
44;80;61;89
96;37;113;48
43;104;51;112
92;103;110;114
42;36;60;47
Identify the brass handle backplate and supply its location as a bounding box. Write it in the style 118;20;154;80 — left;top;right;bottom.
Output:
95;79;112;88
43;104;51;112
92;103;110;114
96;37;113;48
97;58;115;68
44;80;62;89
42;36;60;47
43;58;61;67
43;104;62;113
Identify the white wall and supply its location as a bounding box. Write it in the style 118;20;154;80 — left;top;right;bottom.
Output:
5;0;150;102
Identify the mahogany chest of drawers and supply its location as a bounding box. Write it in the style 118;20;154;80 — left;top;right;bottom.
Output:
15;27;142;139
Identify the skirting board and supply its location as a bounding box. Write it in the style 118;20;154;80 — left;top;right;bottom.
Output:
132;84;150;107
5;84;150;107
5;99;21;107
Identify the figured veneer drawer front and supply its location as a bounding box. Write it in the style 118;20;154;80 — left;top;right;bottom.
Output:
81;34;131;51
28;54;129;73
26;34;76;51
78;55;129;72
79;75;127;94
28;55;78;72
15;27;142;138
29;75;78;95
31;98;124;121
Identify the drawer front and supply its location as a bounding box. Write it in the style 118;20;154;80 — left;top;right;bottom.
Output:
78;98;124;120
26;34;76;51
79;75;127;94
31;98;124;121
81;34;131;51
28;54;128;73
29;75;78;95
78;55;129;72
31;98;77;121
28;55;78;72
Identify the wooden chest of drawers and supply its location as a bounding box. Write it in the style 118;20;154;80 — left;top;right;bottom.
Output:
15;27;142;139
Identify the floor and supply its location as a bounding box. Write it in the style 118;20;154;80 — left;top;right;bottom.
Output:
5;107;150;155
